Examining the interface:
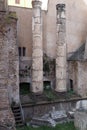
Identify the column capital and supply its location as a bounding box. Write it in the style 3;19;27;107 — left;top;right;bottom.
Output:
56;4;66;19
32;0;42;8
56;4;65;11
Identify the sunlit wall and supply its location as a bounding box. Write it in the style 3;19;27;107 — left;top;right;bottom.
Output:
83;0;87;5
8;0;48;10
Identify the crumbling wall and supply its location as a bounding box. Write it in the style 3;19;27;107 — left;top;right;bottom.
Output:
7;15;19;104
0;11;17;129
68;61;87;97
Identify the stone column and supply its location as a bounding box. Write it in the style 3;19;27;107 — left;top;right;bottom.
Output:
31;0;43;93
55;4;67;92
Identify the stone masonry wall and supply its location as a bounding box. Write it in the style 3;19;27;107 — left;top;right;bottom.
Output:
7;18;19;104
0;12;16;129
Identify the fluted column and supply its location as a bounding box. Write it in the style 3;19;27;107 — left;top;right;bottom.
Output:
31;0;43;93
55;4;67;92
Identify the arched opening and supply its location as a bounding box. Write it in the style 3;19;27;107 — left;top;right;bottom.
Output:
20;83;30;95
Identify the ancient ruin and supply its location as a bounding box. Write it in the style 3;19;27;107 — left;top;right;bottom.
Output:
0;0;87;129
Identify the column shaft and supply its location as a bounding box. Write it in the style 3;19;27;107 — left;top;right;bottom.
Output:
32;0;43;93
55;4;67;92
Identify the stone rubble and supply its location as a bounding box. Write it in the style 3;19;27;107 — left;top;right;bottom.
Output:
30;107;74;127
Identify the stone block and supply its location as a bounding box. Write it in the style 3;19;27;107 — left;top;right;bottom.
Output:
33;8;41;17
32;70;43;82
34;17;41;24
56;67;66;79
76;100;87;111
32;57;43;70
33;24;42;35
32;81;43;93
56;45;66;56
56;23;66;32
56;57;66;67
32;48;43;57
33;36;42;48
57;32;65;45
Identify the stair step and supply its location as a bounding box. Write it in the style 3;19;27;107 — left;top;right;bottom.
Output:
16;123;24;127
12;109;21;113
16;119;22;122
12;105;20;108
12;105;24;126
12;107;20;110
15;116;22;120
15;115;21;117
14;113;21;116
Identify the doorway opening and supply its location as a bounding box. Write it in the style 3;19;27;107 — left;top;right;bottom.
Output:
20;83;30;95
70;79;73;91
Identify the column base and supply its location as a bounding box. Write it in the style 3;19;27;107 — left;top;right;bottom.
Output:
55;88;67;93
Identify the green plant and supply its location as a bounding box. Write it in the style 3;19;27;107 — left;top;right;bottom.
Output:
44;90;56;101
16;122;76;130
0;12;17;35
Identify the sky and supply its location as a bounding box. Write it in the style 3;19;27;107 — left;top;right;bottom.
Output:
8;0;48;10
